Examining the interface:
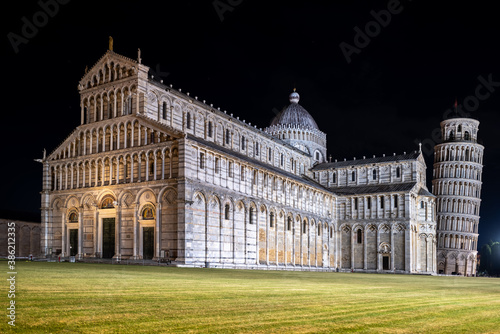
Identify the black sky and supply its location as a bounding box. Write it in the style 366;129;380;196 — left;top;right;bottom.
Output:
2;0;499;247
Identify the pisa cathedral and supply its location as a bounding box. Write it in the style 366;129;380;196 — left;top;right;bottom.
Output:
39;47;483;275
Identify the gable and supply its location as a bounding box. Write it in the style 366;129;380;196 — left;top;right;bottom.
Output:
47;114;183;162
78;50;139;91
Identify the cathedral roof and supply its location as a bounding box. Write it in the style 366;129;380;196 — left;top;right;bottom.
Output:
270;90;320;130
186;134;328;192
328;182;417;195
311;151;421;170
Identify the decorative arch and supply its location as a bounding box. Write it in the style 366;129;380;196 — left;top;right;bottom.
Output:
67;209;79;222
140;203;156;220
100;195;116;209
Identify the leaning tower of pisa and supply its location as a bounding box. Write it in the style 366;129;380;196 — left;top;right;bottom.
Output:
432;117;484;276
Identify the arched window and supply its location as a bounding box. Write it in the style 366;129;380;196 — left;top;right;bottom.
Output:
199;153;204;169
357;229;362;244
108;102;112;119
224;204;230;220
186;112;191;129
126;96;132;115
255;142;259;156
208;121;213;138
449;130;454;141
380;196;384;209
354;197;358;210
162;102;167;120
249;207;254;224
287;217;292;231
458;125;462;132
225;129;230;145
303;220;307;234
396;166;401;178
317;223;321;236
372;169;377;180
96;104;100;121
270;212;274;228
367;197;371;210
420;201;424;209
352;170;356;182
241;136;245;150
332;172;336;183
464;131;470;140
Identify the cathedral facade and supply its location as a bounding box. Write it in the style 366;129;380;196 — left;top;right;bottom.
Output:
40;48;479;275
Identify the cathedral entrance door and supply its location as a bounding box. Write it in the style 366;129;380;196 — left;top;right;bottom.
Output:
143;227;154;260
69;229;78;256
382;255;390;270
102;218;115;258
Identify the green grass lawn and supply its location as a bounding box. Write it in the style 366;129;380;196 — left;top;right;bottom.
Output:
2;262;500;333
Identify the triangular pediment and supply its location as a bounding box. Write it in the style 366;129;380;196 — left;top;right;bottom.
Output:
47;114;183;162
78;50;139;91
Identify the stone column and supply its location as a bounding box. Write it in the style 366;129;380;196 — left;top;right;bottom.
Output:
114;203;121;260
61;212;66;257
336;225;341;269
299;222;302;267
78;210;83;259
266;213;269;266
350;228;354;270
154;155;158;181
161;151;165;180
113;94;117;118
133;205;139;259
154;203;162;260
81;103;84;125
363;226;367;270
292;222;296;267
405;225;411;272
391;224;395;271
93;209;99;257
120;92;124;116
64;165;68;190
100;98;103;120
376;225;381;272
138;126;141;147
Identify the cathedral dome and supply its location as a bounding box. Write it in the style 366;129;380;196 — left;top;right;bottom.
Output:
270;90;319;130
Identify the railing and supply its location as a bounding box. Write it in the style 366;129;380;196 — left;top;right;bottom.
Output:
444;137;477;143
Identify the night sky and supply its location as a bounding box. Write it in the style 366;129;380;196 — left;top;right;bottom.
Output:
2;0;499;248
